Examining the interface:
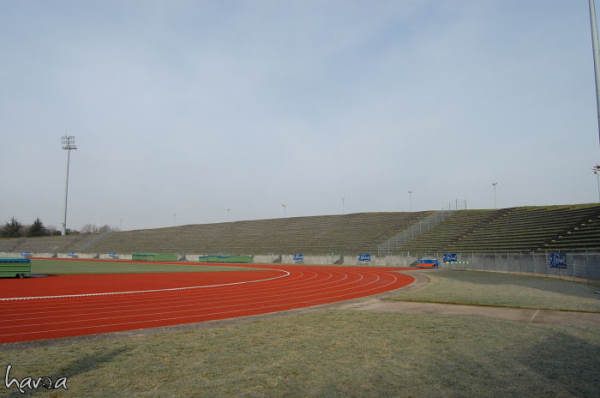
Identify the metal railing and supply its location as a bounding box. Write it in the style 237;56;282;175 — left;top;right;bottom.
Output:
377;211;454;256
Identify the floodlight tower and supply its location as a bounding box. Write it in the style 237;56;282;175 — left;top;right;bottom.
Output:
492;182;498;209
61;136;77;235
589;0;600;146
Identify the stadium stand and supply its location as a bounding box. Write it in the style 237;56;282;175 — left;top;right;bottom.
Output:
544;210;600;251
397;209;509;254
444;204;600;253
86;212;430;255
0;234;91;254
1;204;599;256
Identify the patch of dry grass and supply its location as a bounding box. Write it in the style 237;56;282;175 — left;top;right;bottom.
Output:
389;270;600;312
1;310;599;397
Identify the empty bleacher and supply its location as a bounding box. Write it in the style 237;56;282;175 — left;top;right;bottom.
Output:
87;212;430;255
2;204;598;256
0;234;93;254
443;205;600;253
543;211;600;251
399;209;508;255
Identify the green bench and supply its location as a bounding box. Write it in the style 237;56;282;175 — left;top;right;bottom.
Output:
0;258;31;278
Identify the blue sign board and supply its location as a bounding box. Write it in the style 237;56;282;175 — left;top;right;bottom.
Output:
108;252;118;259
21;251;32;258
549;252;567;269
358;254;371;263
293;254;304;263
443;253;458;263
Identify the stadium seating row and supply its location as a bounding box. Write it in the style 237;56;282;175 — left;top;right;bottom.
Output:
1;204;599;256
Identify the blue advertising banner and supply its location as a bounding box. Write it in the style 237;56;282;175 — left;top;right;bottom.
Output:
549;252;567;269
293;254;304;264
358;254;371;263
443;253;457;263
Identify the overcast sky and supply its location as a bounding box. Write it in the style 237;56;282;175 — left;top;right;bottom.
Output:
1;0;600;231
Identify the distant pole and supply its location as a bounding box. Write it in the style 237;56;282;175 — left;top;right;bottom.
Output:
589;0;600;145
226;208;231;220
594;165;600;201
61;135;77;235
341;197;345;214
492;182;498;209
408;191;412;212
281;203;287;217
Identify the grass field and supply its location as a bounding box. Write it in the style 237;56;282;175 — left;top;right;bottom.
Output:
1;310;598;397
29;259;254;275
388;270;600;312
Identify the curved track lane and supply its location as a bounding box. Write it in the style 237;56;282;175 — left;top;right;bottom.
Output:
0;264;414;343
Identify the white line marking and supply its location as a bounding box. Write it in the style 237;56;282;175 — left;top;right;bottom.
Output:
529;309;540;322
0;270;290;301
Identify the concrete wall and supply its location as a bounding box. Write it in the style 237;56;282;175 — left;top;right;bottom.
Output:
250;254;417;267
0;252;21;258
444;252;600;281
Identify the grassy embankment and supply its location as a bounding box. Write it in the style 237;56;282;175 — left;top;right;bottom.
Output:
388;269;600;312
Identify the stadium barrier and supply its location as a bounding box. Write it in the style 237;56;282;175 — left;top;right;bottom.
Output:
132;253;179;262
197;255;253;263
5;250;595;280
443;252;600;281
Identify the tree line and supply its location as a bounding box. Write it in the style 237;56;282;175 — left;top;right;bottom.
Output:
1;218;117;238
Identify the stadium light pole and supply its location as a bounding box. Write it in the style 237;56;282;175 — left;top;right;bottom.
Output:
492;182;498;209
589;0;600;146
341;197;345;214
593;165;600;202
61;135;77;235
408;191;413;212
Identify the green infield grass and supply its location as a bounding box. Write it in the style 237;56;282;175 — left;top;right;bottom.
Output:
389;270;600;312
1;310;598;397
30;259;254;275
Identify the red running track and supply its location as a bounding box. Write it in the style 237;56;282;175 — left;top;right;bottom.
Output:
0;263;414;344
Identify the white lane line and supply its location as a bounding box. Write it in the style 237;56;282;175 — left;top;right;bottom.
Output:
0;270;290;301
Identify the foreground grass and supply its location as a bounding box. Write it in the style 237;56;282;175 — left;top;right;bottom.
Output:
31;259;253;275
1;310;599;397
389;270;600;312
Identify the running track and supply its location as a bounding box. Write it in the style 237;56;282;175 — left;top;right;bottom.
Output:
0;262;414;343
